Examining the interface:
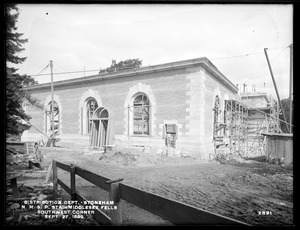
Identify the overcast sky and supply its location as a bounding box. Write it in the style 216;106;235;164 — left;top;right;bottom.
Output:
12;4;293;99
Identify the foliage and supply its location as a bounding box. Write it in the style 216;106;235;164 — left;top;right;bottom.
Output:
6;4;39;138
279;97;293;133
99;58;142;74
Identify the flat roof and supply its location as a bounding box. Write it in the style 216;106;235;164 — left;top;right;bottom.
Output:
23;57;238;93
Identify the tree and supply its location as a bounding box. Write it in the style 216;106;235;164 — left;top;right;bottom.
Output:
279;97;293;133
6;4;39;138
99;58;142;74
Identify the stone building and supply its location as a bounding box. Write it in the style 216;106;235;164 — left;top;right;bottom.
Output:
21;57;239;159
240;92;271;121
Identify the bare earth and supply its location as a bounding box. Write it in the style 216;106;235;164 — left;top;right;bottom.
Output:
6;146;293;226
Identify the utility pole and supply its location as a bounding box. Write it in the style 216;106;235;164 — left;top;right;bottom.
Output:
243;83;247;93
50;60;54;139
264;48;289;132
289;44;293;133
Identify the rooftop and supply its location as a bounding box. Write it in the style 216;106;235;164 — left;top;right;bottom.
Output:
240;92;270;103
23;57;239;93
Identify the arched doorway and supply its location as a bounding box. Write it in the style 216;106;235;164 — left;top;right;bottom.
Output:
90;107;109;148
85;98;98;134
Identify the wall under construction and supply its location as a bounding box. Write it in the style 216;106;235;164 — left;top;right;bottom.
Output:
22;58;239;159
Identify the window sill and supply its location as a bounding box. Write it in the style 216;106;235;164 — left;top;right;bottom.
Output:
131;135;152;137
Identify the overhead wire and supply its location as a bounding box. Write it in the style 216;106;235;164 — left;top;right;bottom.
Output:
53;61;82;80
28;45;291;77
30;61;51;76
210;51;262;61
241;46;289;85
34;63;51;76
209;46;287;61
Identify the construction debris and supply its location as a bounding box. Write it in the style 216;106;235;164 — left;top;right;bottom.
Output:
97;147;202;167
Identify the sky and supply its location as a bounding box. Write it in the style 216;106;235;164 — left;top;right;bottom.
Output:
11;4;293;99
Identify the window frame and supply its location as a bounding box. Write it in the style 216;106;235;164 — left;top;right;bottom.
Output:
132;93;151;136
86;98;98;134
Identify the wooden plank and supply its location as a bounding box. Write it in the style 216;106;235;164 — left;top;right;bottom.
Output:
44;161;53;183
285;138;293;164
57;178;71;195
7;197;28;201
53;161;58;199
6;141;26;146
75;166;110;192
70;165;76;200
46;138;52;147
92;122;96;146
108;182;122;225
26;142;29;155
265;137;270;161
90;122;94;146
97;121;101;147
119;183;250;225
56;161;71;172
94;121;97;146
75;192;111;225
11;177;19;198
278;137;284;159
81;107;83;135
105;120;109;147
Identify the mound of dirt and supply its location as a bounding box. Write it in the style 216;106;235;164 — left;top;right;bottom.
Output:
99;151;138;166
98;149;203;167
214;152;246;164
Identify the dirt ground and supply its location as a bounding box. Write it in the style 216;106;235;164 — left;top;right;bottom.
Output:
5;145;293;226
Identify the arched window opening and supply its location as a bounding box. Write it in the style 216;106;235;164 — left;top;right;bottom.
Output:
133;93;150;135
90;107;110;148
86;98;98;134
94;107;109;119
45;101;60;136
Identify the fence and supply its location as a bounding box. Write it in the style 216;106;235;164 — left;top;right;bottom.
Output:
262;132;293;164
52;160;250;226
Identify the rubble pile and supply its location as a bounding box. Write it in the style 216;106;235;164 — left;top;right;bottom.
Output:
6;147;34;165
214;152;246;164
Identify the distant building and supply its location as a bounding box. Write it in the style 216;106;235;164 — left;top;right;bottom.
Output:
240;92;281;151
240;92;272;122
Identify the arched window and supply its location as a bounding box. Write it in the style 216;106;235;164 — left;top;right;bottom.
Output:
86;98;98;134
133;93;150;135
45;101;60;136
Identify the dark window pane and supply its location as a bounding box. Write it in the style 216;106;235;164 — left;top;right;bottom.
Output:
134;95;143;105
142;95;149;105
133;94;150;135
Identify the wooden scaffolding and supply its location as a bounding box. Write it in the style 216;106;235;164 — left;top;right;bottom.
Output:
214;99;281;156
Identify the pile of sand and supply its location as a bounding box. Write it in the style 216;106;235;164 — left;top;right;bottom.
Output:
98;148;202;167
